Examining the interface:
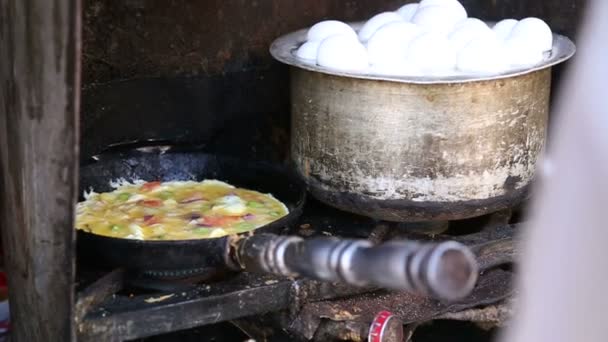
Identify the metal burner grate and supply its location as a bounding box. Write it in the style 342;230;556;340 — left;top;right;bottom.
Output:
75;199;518;341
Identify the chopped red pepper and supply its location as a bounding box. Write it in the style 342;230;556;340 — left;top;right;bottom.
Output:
143;215;162;225
141;181;161;192
199;216;240;227
141;199;162;207
180;192;205;204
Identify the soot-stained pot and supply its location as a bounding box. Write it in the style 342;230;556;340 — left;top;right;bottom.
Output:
270;23;575;222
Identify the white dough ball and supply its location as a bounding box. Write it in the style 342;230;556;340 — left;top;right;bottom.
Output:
367;22;422;65
419;0;464;9
307;20;357;42
453;18;490;32
456;35;509;74
448;18;494;52
397;3;419;21
358;12;405;43
509;17;553;52
418;0;468;19
405;32;458;74
493;19;518;40
411;5;467;35
296;41;321;62
504;36;545;68
317;34;369;72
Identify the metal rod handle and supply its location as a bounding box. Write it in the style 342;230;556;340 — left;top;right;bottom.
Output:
235;234;478;301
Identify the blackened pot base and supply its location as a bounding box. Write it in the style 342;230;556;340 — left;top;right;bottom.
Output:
304;176;529;222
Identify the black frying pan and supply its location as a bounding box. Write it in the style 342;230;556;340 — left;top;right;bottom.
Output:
77;145;479;300
77;145;305;276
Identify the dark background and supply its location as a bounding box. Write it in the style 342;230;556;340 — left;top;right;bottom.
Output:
80;0;587;161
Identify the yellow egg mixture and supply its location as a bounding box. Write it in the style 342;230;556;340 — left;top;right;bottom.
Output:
76;180;289;240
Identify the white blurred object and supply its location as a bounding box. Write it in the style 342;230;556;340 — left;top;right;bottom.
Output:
449;18;494;52
502;1;608;342
296;40;321;62
456;34;509;74
317;34;369;71
307;20;357;42
367;22;422;65
509;17;553;52
453;17;490;32
419;0;465;10
405;32;457;74
358;12;404;43
504;36;545;67
397;3;419;21
411;5;467;35
293;1;559;78
493;19;519;40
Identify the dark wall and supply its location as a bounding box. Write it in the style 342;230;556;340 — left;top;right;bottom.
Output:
83;0;407;84
81;0;587;160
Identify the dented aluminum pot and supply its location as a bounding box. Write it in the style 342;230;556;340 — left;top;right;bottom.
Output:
271;24;575;222
289;69;550;221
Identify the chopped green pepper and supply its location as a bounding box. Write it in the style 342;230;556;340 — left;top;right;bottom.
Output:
110;224;123;232
235;222;255;231
117;193;131;201
246;201;264;208
157;191;174;200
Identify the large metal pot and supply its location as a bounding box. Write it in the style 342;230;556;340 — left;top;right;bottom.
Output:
271;24;575;222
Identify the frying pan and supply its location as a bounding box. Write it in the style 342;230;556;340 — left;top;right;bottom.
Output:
77;145;479;300
77;145;305;274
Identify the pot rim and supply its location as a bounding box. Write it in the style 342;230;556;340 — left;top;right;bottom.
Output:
270;21;576;85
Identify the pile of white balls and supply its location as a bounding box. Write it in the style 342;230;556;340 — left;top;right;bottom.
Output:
295;0;554;77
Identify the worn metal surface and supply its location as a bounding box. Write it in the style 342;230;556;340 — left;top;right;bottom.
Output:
0;0;81;341
77;272;374;341
238;233;478;300
76;269;125;324
307;301;512;342
290;68;552;222
78;274;294;341
287;268;513;340
472;238;517;271
437;301;513;325
76;207;516;341
78;266;512;341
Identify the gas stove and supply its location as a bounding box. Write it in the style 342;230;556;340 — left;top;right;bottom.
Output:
75;198;518;341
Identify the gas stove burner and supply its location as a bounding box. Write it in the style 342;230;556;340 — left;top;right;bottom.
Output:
124;268;236;293
140;267;215;280
76;199;517;341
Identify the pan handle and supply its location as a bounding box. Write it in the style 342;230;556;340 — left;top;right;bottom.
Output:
234;234;478;301
84;139;209;164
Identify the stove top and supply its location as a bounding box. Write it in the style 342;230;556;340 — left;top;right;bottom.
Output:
75;199;518;341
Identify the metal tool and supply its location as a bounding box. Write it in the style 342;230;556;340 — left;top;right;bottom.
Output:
236;234;479;300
